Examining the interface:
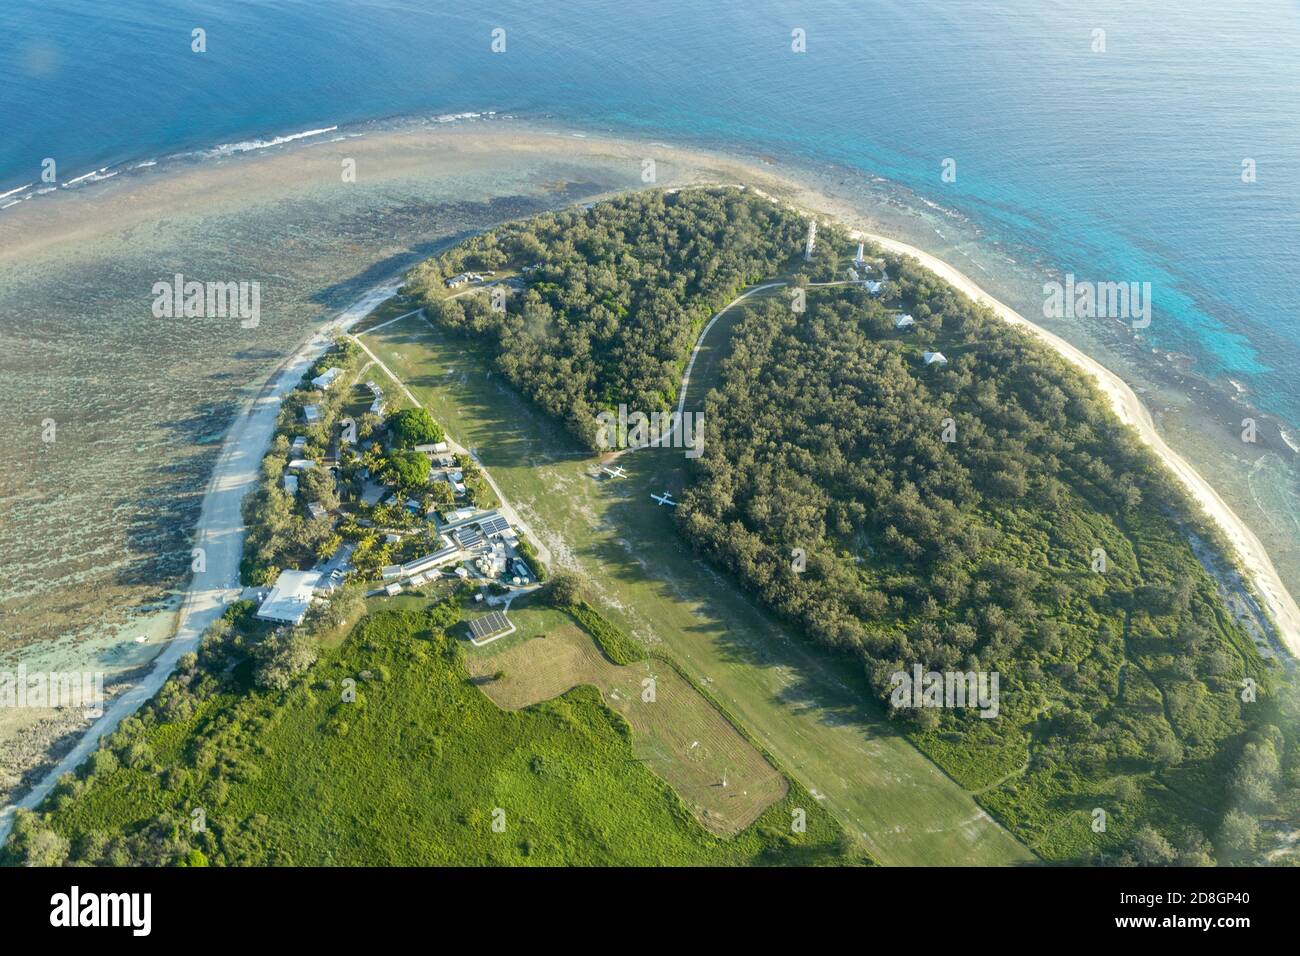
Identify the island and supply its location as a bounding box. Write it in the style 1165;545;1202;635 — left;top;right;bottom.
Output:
5;187;1295;868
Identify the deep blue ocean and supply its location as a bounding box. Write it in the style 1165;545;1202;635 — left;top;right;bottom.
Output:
3;0;1299;427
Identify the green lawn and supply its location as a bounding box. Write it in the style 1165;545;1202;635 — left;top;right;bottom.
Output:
18;604;855;866
360;311;1036;866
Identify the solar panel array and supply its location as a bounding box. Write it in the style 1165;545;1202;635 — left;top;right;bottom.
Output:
468;611;510;641
478;515;510;537
455;527;483;548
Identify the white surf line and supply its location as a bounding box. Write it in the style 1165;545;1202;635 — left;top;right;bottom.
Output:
747;178;1297;652
350;317;553;568
860;229;1300;657
0;183;33;201
0;278;403;845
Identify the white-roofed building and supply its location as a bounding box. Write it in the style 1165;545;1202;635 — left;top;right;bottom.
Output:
256;570;323;625
302;404;322;425
923;351;949;366
894;314;916;329
311;367;343;389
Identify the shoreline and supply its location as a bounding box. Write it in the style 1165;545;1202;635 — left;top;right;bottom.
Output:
0;277;403;844
856;229;1300;656
2;122;1296;835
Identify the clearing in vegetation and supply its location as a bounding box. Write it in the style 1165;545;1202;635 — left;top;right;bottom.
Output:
359;306;1034;866
3;600;856;866
466;605;788;836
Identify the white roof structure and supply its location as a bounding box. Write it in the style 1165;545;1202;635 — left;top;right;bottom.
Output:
256;570;322;625
283;474;299;495
287;458;316;471
302;404;322;425
311;367;343;389
400;542;460;578
923;351;949;366
894;314;916;329
864;280;884;295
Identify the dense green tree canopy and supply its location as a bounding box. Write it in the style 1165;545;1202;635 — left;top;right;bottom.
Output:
407;188;809;447
387;407;444;448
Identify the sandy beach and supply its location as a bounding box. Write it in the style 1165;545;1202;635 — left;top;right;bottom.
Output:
0;278;401;844
859;231;1300;656
1;120;1296;822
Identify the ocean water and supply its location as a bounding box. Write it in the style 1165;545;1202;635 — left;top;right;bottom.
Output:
1;0;1299;796
3;0;1299;428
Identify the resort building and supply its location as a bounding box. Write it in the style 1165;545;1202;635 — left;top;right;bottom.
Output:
413;441;450;459
923;351;949;367
894;314;916;329
381;537;459;582
256;570;323;625
446;272;485;288
311;367;343;389
302;404;322;425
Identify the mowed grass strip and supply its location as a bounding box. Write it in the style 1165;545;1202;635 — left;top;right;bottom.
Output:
33;605;855;866
364;311;1035;865
467;614;788;836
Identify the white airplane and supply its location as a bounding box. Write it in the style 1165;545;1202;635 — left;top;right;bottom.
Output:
650;491;677;507
602;465;627;479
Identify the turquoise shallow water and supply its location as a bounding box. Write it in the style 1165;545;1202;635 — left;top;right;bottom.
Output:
2;0;1299;427
1;0;1299;799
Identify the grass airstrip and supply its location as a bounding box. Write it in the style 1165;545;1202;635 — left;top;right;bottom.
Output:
30;602;850;866
357;306;1037;866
